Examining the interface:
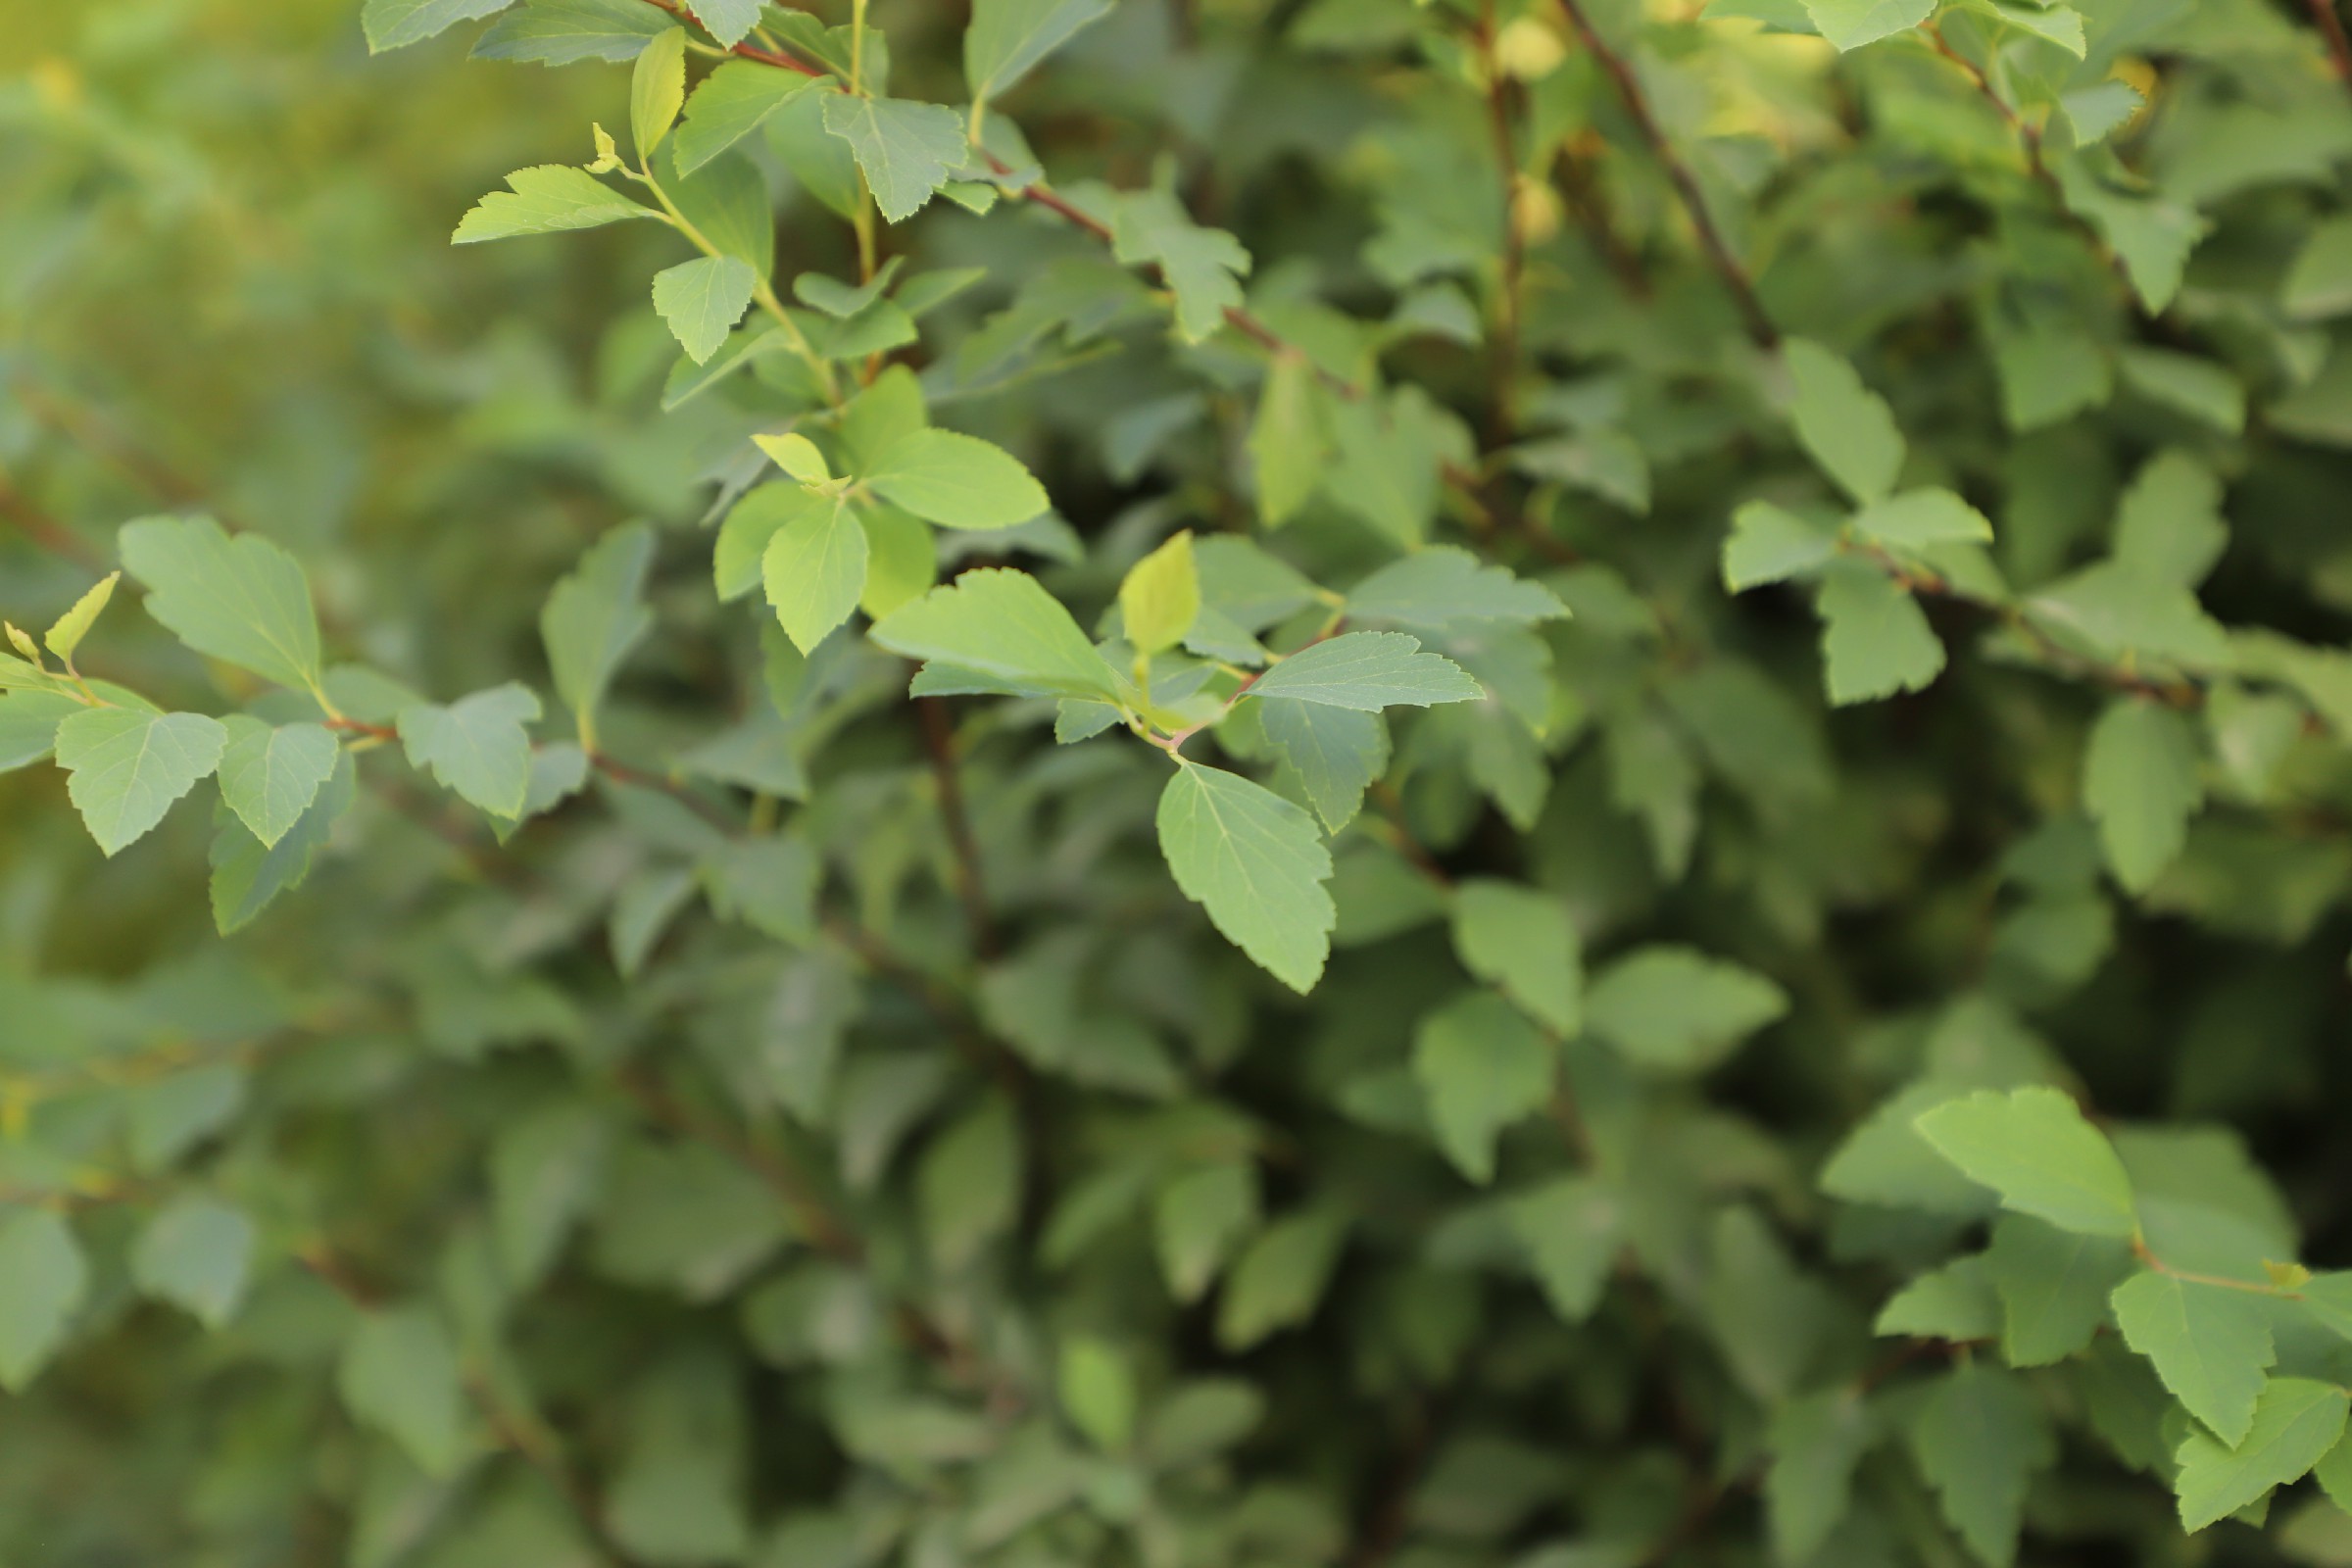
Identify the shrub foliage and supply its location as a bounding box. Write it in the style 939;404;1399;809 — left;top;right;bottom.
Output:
9;0;2352;1562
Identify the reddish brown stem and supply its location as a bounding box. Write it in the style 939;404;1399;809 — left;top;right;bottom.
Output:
917;697;999;959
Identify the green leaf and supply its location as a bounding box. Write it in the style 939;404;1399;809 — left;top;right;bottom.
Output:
1156;762;1336;994
1058;1336;1137;1451
857;502;935;619
1969;0;2085;53
1250;353;1332;526
0;1208;86;1391
2119;347;2245;435
1913;1086;2137;1238
1815;561;1945;706
871;569;1120;701
1346;547;1567;633
217;716;339;849
651;255;758;365
1851;489;1993;551
818;95;968;223
683;0;761;45
1246;632;1482;710
1784;337;1905;502
1874;1255;2000;1341
471;0;672;62
865;428;1050;530
2083;699;2203;895
0;690;85;772
1215;1208;1347;1350
1121;530;1200;657
1155;1163;1258;1303
2025;562;2230;670
762;498;869;655
1508;1174;1624;1323
119;515;324;693
1724;500;1839;591
43;571;118;666
56;709;229;857
1584;946;1788;1072
630;25;686;156
2285;216;2352;320
339;1306;471;1477
130;1198;256;1329
1450;877;1581;1034
1111;189;1252;344
451;164;657;241
919;1095;1022;1271
966;0;1115;104
210;753;356;933
674;60;818;174
540;522;655;745
364;0;514;51
2110;1269;2275;1445
1412;990;1553;1184
661;143;772;272
795;256;907;319
1260;700;1386;832
1984;1213;2132;1365
1766;1388;1878;1563
397;683;541;818
1800;0;1932;50
2175;1378;2350;1532
2113;451;2227;588
1906;1362;2056;1568
493;1101;610;1290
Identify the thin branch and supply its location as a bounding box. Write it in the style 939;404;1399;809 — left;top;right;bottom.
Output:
2310;0;2352;88
1547;0;1780;350
1477;0;1527;442
644;0;824;74
917;697;999;959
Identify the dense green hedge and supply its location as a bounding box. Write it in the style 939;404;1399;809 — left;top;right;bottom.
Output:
10;0;2352;1563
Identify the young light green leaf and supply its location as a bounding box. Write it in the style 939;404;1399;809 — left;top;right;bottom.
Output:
1246;632;1482;710
2083;698;2203;895
1157;762;1336;994
966;0;1115;105
1907;1362;2056;1568
1451;878;1581;1035
119;515;324;693
210;754;356;934
1585;946;1788;1072
871;569;1121;701
630;25;686;156
541;522;655;746
652;255;759;365
2175;1378;2350;1532
1346;547;1568;633
1250;352;1332;526
866;428;1049;530
818;95;969;223
217;716;339;849
56;709;229;857
1800;0;1932;52
1058;1336;1137;1451
43;571;118;666
0;1208;87;1391
2111;1270;2275;1445
1260;700;1386;832
452;165;658;242
1724;501;1838;591
1851;489;1993;551
1121;530;1200;657
470;0;673;62
130;1198;256;1329
1816;562;1945;705
397;683;541;818
364;0;514;52
762;499;869;655
338;1306;471;1477
1785;337;1905;503
1412;990;1554;1184
756;432;833;486
674;60;818;174
1914;1086;2138;1238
